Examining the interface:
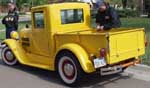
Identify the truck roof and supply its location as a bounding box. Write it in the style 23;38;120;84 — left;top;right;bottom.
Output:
31;2;91;33
31;2;88;10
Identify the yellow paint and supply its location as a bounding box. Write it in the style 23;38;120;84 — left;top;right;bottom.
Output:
56;43;96;73
2;39;28;64
10;31;19;39
2;3;145;74
108;28;145;64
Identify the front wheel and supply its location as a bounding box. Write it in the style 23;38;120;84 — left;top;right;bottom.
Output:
1;46;18;66
57;51;84;86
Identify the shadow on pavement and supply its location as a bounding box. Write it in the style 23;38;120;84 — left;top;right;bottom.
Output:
0;59;131;87
79;73;130;88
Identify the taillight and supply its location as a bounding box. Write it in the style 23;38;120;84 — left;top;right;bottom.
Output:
100;48;106;57
145;37;148;47
145;41;148;47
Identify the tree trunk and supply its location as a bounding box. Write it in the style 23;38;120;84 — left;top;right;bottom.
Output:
122;0;127;9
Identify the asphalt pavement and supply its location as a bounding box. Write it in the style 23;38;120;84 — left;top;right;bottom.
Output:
0;47;150;88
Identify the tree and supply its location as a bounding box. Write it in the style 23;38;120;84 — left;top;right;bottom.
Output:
15;0;48;11
32;0;48;6
106;0;122;8
122;0;127;9
16;0;28;10
144;0;150;17
0;0;10;6
127;0;139;10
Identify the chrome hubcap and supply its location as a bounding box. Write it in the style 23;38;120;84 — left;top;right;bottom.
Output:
64;63;74;76
5;51;14;61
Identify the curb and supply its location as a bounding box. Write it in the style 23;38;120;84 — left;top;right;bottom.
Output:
136;64;150;68
125;64;150;81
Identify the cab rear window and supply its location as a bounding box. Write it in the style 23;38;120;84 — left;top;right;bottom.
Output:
61;9;84;24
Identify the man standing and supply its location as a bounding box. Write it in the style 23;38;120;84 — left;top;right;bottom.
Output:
2;2;19;39
95;1;121;31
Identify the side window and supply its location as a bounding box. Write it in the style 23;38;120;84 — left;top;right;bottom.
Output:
61;9;84;24
33;11;44;28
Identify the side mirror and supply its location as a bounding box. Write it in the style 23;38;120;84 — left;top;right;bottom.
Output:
25;24;29;28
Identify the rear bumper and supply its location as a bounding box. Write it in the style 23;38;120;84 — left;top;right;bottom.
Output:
100;66;122;76
100;59;140;76
121;59;141;68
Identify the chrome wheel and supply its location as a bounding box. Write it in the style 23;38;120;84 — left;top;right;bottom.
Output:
62;58;76;80
58;56;77;84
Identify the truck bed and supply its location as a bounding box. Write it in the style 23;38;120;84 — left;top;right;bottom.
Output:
108;28;145;64
55;28;145;65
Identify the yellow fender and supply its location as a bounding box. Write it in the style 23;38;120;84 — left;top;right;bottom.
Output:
1;39;28;65
57;43;96;73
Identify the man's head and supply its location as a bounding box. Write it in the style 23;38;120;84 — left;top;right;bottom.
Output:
8;2;16;12
96;1;107;12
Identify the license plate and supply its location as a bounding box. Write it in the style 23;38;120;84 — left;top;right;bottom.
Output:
93;58;106;68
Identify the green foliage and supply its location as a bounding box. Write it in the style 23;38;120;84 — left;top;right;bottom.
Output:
16;0;48;10
0;0;10;6
105;0;122;5
117;9;138;17
0;0;48;11
31;0;48;6
145;0;150;5
127;0;139;9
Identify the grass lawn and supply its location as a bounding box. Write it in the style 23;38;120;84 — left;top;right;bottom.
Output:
0;25;4;30
121;18;150;34
0;16;4;19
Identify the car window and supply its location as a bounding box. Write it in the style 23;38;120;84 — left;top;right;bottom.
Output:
34;11;45;28
61;9;84;24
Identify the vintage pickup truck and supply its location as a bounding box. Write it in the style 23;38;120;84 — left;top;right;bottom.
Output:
1;3;145;86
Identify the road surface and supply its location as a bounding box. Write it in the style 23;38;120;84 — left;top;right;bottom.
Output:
0;49;150;88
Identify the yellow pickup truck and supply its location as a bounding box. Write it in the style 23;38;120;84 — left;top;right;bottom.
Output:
1;3;145;86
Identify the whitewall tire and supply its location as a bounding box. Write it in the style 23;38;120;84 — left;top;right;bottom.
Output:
57;51;84;86
1;47;18;66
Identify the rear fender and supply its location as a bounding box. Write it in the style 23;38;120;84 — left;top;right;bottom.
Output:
56;43;96;73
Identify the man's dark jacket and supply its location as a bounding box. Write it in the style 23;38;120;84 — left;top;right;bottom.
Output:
2;12;18;30
96;6;121;30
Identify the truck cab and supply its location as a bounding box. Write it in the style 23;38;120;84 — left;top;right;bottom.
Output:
1;3;145;86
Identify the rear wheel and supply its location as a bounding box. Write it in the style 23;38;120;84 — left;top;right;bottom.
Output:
57;51;84;86
1;46;18;66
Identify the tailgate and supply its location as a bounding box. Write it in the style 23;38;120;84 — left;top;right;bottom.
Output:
108;29;145;64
